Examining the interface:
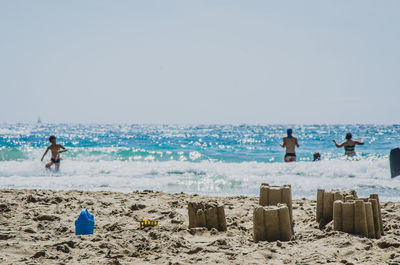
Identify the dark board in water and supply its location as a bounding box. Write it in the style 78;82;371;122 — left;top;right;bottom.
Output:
390;148;400;178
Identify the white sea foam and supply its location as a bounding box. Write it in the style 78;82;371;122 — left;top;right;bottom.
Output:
0;158;398;201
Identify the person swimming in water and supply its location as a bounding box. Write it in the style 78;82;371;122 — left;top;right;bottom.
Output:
280;129;300;162
333;132;364;156
40;135;67;171
313;152;321;161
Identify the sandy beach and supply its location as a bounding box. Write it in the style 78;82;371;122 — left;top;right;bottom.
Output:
0;189;399;264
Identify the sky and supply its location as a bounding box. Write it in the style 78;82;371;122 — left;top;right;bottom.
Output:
0;0;399;124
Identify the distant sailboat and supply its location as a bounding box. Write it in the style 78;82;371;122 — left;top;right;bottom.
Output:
37;117;42;124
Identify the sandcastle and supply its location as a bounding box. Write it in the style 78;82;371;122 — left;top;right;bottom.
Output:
253;204;292;242
259;183;293;223
333;194;383;239
188;201;227;231
316;189;358;224
360;194;384;236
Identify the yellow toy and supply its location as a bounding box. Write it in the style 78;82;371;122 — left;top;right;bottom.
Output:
140;219;158;228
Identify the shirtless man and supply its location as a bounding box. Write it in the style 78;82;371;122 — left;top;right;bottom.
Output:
280;129;300;162
40;135;67;171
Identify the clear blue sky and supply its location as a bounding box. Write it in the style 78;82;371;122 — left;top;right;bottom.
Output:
1;1;399;124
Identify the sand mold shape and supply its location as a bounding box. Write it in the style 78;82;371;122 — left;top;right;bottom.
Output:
333;195;383;239
188;201;227;231
259;183;293;223
253;204;292;242
316;189;357;224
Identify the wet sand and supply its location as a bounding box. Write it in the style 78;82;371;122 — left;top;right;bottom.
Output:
0;189;399;264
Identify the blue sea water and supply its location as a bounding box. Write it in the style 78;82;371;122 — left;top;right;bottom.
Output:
0;123;399;201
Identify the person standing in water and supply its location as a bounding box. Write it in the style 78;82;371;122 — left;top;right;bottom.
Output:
333;132;364;156
40;135;67;171
280;129;300;162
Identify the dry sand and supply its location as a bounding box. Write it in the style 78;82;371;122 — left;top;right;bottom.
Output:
0;189;400;265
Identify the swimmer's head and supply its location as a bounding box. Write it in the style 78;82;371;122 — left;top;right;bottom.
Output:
346;132;352;140
49;135;56;143
313;152;321;161
287;129;293;138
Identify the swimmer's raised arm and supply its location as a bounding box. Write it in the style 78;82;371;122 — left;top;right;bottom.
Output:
333;139;344;148
354;138;364;145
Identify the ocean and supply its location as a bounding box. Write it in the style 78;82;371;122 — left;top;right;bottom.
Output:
0;124;399;201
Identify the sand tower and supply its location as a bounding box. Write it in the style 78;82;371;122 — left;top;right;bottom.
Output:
187;201;227;231
253;204;292;242
316;189;357;224
259;183;293;223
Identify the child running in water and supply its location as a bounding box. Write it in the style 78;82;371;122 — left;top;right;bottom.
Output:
41;135;67;171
